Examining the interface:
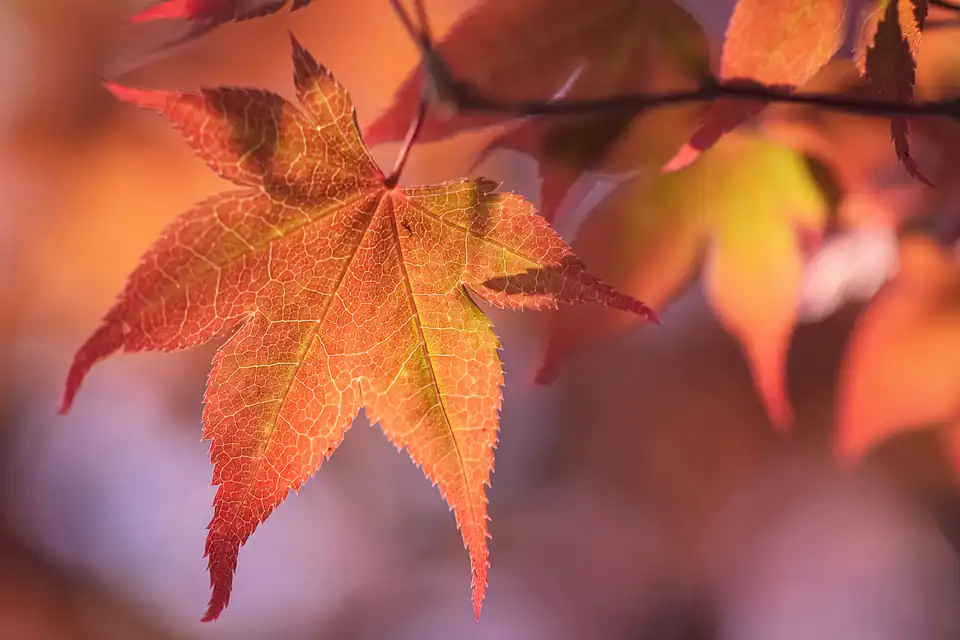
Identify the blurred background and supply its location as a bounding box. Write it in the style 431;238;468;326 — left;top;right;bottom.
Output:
2;0;960;638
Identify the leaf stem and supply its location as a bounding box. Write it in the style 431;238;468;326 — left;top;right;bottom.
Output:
385;97;428;189
389;0;436;66
384;0;438;187
413;0;433;43
387;0;422;44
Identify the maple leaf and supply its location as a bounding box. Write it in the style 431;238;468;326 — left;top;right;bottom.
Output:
129;0;313;41
836;234;960;468
472;102;705;222
854;0;931;185
664;0;846;172
364;0;707;148
475;115;632;222
539;134;828;428
58;36;655;621
467;1;708;221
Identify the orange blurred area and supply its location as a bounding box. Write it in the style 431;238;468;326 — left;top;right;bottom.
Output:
2;1;960;639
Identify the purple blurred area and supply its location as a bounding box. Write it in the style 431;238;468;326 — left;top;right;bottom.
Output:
1;1;959;638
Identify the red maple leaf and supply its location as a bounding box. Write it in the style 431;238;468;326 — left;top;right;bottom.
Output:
130;0;313;24
128;0;314;46
854;0;931;185
59;36;655;621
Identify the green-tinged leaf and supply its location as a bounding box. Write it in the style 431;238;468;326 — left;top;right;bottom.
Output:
542;134;828;428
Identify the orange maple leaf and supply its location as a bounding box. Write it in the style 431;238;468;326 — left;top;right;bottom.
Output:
854;0;931;185
836;234;960;467
664;0;846;171
58;37;655;621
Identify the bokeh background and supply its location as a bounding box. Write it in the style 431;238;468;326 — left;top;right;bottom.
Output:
2;1;960;638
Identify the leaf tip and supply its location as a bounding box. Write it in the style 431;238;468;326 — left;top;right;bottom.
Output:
59;323;125;416
834;422;869;468
289;30;330;87
104;83;170;111
102;81;131;100
58;374;86;416
287;29;307;57
891;118;933;187
201;602;224;623
662;143;700;173
899;151;934;187
768;400;794;433
746;337;794;432
472;573;487;621
57;401;71;415
202;533;239;623
128;0;191;24
626;299;660;325
59;363;85;414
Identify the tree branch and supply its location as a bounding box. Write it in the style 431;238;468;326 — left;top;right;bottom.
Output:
453;79;960;120
392;1;960;125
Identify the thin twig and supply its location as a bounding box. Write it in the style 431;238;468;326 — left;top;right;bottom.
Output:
385;87;429;188
387;0;421;44
451;79;960;119
413;0;433;43
388;0;463;103
383;0;444;186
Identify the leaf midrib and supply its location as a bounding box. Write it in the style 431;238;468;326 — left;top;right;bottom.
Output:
386;195;479;535
212;191;384;539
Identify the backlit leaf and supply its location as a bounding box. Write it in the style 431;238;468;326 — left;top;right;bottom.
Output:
854;0;931;184
541;134;828;427
470;3;707;221
364;0;708;148
59;36;654;622
837;234;960;464
664;0;846;171
475;102;704;222
129;0;313;43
